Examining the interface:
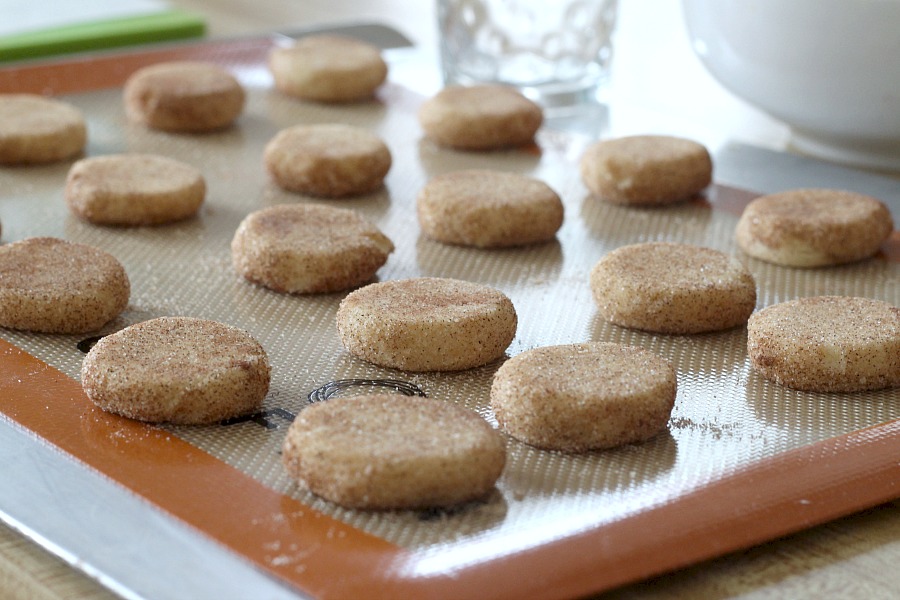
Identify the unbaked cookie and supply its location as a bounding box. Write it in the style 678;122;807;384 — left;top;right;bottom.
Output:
590;242;756;334
735;188;894;267
81;316;271;424
263;124;391;197
268;34;388;102
231;204;394;294
0;237;129;334
747;296;900;393
417;169;564;247
580;135;712;205
336;277;517;372
65;153;205;226
491;342;677;452
123;61;245;132
0;94;86;164
418;85;543;151
282;393;506;510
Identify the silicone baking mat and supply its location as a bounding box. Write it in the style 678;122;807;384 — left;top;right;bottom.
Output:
1;36;899;599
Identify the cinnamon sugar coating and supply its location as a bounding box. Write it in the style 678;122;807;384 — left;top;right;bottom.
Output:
418;85;543;150
264;124;391;197
282;394;506;509
0;237;129;333
231;204;394;294
65;154;205;226
747;296;900;393
735;188;894;267
269;34;388;103
336;277;517;372
123;61;245;132
417;169;564;248
0;94;86;164
580;135;712;205
81;317;270;424
590;242;756;334
491;342;677;452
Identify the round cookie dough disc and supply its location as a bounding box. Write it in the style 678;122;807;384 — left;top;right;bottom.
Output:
231;204;394;294
268;34;388;102
418;84;543;151
590;242;757;334
491;342;677;452
65;154;206;226
336;277;517;372
580;135;712;205
81;317;271;424
0;237;129;334
735;188;894;267
123;61;246;132
747;296;900;393
417;169;564;248
0;94;86;165
282;394;506;510
263;124;392;197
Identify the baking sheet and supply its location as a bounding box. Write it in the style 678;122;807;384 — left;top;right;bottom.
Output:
1;33;899;600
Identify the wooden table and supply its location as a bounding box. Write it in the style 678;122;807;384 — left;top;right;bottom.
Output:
2;1;899;598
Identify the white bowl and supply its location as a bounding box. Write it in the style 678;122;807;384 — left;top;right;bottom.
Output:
682;0;900;171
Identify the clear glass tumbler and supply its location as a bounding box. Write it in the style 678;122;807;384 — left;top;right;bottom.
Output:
438;0;618;114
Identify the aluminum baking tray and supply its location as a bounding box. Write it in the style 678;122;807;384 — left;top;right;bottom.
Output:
1;28;899;600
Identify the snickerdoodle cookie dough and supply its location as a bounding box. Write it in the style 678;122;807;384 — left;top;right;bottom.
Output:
269;34;388;102
336;277;517;372
0;94;86;164
65;154;205;226
417;169;564;247
491;342;677;452
231;204;394;294
418;84;543;151
735;188;894;267
264;124;391;197
0;237;129;334
282;394;506;510
580;135;712;205
590;242;756;334
123;61;245;132
81;317;271;424
747;296;900;393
